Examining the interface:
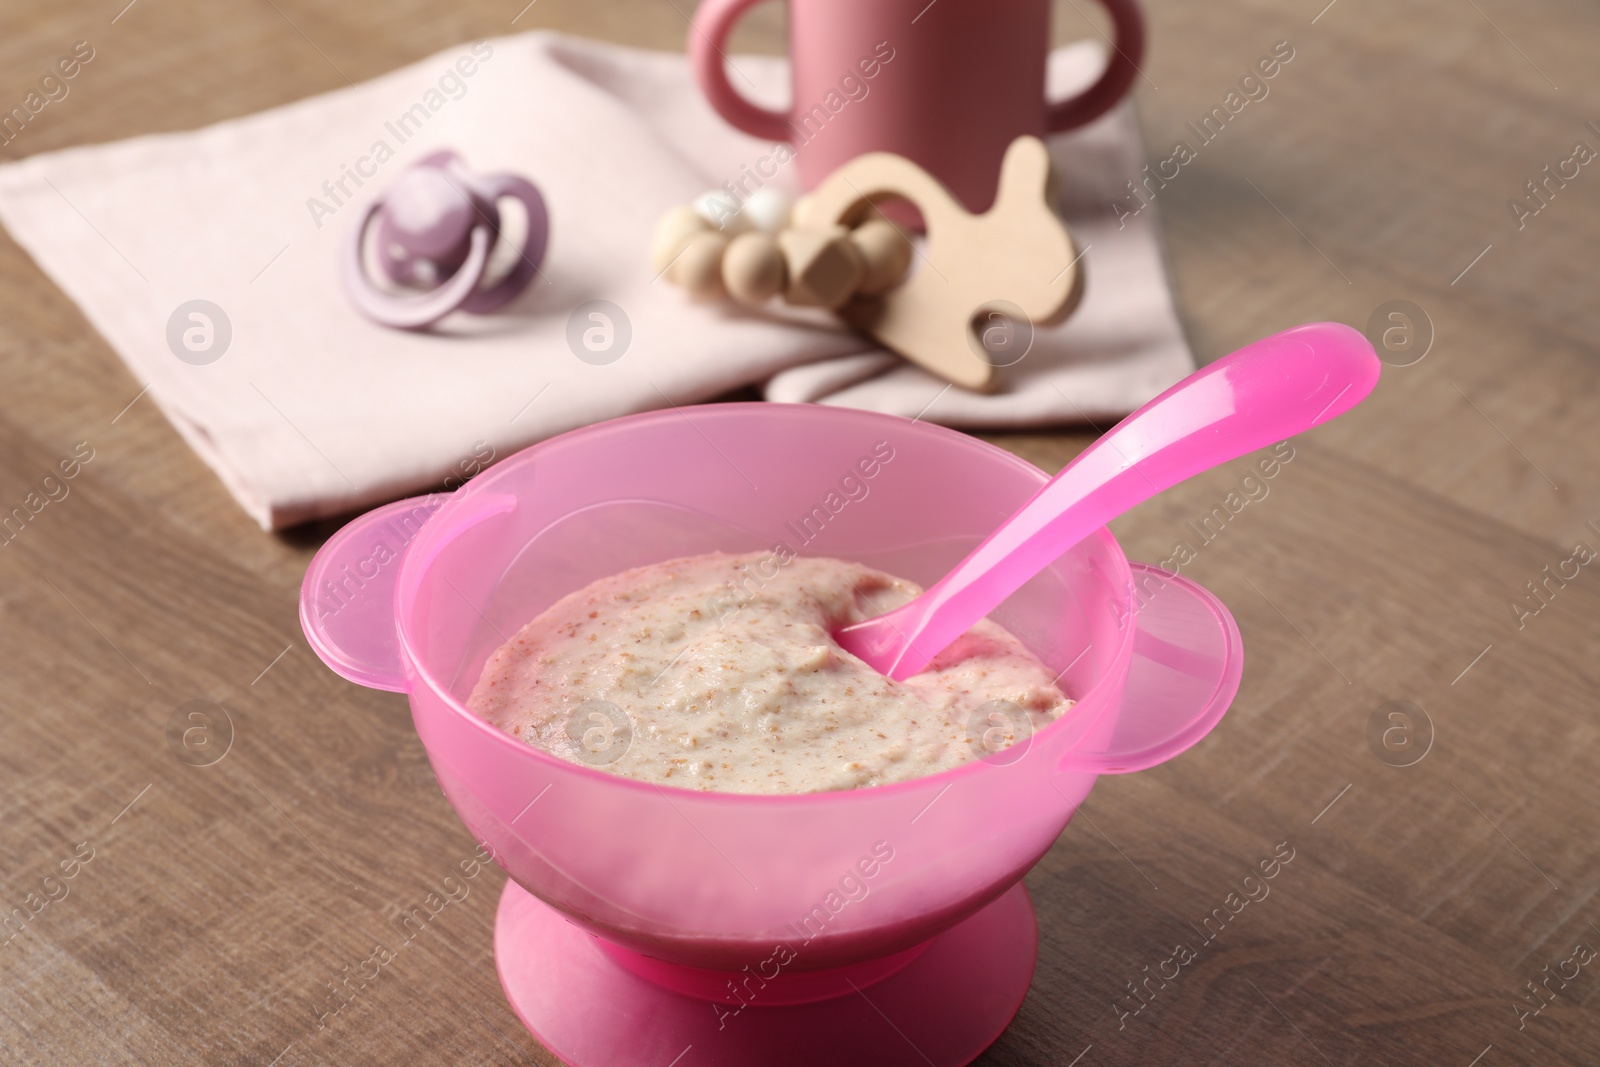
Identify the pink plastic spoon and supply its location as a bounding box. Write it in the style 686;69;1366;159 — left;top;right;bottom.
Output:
835;321;1382;680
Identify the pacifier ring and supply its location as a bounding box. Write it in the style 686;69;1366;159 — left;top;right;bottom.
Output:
341;149;548;330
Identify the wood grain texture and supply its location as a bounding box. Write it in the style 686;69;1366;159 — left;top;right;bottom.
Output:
1;1;1596;1064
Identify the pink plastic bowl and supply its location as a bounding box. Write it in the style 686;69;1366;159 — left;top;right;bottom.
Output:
301;403;1242;1064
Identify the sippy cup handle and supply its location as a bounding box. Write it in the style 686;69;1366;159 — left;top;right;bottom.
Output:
1045;0;1147;133
688;0;792;142
1062;563;1243;774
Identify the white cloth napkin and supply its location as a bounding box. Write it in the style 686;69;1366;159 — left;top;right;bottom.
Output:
0;31;1191;529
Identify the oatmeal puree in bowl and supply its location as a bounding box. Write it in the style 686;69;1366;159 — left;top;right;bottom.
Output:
466;551;1072;794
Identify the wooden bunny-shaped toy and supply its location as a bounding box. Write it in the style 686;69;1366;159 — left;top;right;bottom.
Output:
792;135;1084;392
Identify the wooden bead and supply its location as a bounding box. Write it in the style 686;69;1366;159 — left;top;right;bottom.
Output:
721;232;786;305
850;219;914;295
651;205;711;274
668;231;729;300
778;226;864;309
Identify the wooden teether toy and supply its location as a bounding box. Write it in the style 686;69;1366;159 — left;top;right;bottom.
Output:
343;149;548;330
652;189;916;313
793;136;1084;392
651;137;1082;391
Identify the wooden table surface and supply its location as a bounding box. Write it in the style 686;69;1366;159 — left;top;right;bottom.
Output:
2;1;1597;1064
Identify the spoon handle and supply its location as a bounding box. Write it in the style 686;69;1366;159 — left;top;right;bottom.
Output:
867;321;1380;679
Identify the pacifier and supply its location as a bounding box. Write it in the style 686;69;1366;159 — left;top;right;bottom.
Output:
342;149;548;329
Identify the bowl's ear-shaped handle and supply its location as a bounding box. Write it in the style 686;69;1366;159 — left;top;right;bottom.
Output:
300;496;445;693
1063;562;1244;774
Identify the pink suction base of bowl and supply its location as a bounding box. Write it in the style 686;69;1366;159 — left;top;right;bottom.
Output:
494;880;1038;1066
